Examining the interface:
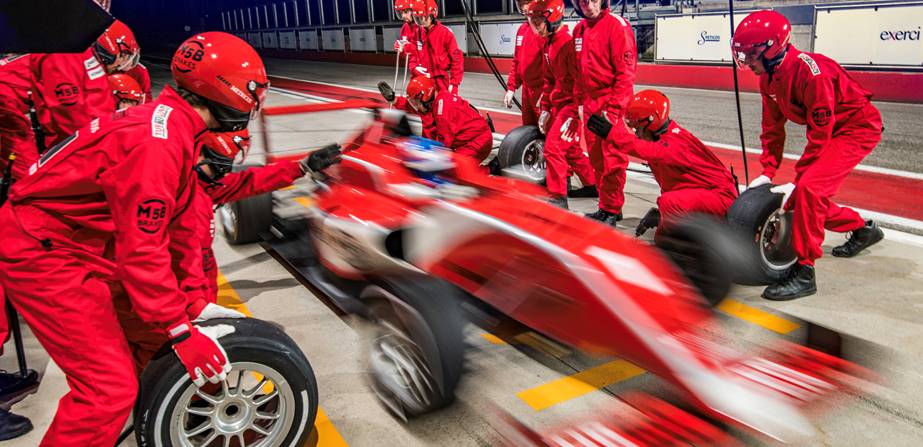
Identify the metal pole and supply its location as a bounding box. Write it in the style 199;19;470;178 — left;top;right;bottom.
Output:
728;2;750;185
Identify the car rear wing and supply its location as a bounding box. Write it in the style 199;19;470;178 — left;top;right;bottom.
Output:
259;99;382;164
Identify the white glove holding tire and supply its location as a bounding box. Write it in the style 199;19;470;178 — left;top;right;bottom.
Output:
503;90;515;109
748;175;772;189
169;321;236;387
193;302;246;323
538;111;550;134
770;182;795;211
414;66;430;78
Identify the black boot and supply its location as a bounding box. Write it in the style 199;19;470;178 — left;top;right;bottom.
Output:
762;263;817;301
832;220;884;258
0;408;32;441
585;208;622;227
0;370;39;408
548;196;569;210
568;184;599;198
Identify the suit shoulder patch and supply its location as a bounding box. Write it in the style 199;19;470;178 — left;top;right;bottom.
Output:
797;53;821;76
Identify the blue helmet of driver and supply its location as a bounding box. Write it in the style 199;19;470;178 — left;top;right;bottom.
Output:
399;136;455;182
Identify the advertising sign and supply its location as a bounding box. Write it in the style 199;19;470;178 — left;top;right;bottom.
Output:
279;31;297;49
349;28;377;52
654;12;750;63
322;29;346;51
298;30;319;51
814;3;923;67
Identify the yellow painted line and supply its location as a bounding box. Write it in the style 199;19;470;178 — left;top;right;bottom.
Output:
480;333;506;345
717;298;801;334
517;359;645;411
280;185;296;191
217;269;350;446
294;196;314;208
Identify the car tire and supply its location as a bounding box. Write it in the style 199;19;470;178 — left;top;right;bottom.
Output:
134;318;319;447
497;125;546;183
726;184;797;285
363;274;466;420
219;165;273;245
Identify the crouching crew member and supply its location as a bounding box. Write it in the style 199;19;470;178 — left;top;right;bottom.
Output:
107;73;145;110
733;10;884;300
587;90;737;238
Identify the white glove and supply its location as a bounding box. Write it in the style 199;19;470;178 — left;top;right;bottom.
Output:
193;303;246;323
770;182;796;211
503;90;515;109
748;174;772;189
538;111;550;134
560;117;578;143
394;39;408;53
414;66;430;78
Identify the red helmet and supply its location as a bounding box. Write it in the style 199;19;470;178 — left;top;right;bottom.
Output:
731;10;791;68
411;0;438;18
406;76;436;112
394;0;413;11
108;73;143;104
94;19;140;71
526;0;565;28
515;0;533;14
172;32;269;131
625;90;671;133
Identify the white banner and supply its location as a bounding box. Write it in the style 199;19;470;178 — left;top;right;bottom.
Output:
279;31;297;49
298;30;319;51
383;26;402;53
654;12;750;63
322;29;345;51
248;33;263;49
814;3;923;67
349;28;377;52
447;24;468;55
478;22;519;56
262;32;278;49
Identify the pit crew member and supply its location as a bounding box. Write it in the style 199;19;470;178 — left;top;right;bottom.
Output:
124;61;152;103
572;0;637;226
529;0;596;209
733;10;884;300
408;0;464;94
29;19;139;148
504;0;546;126
0;32;268;446
586;89;737;237
107;73;144;110
393;0;417;59
380;76;492;163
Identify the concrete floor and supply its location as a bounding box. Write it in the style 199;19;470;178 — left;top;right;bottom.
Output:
1;87;922;446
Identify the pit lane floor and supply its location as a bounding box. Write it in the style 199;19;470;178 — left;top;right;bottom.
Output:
1;88;922;446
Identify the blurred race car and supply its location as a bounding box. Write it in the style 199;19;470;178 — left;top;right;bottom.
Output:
227;103;879;444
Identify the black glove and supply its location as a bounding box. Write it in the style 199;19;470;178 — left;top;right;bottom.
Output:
378;81;395;103
301;144;342;174
587;114;613;139
635;207;660;237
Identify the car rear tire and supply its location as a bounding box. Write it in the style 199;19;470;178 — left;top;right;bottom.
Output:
219;165;273;245
497;125;545;183
134;318;319;447
363;274;466;420
726;185;797;285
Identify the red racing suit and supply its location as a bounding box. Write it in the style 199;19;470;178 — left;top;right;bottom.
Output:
124;62;152;103
395;91;492;162
507;22;546;126
573;9;636;214
758;47;881;265
30;48;115;147
0;86;203;447
539;26;595;197
185;162;304;302
607;122;737;236
409;20;464;93
0;54;39;180
397;22;418;62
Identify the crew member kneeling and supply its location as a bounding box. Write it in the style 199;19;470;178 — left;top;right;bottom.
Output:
587;90;737;238
733;10;884;301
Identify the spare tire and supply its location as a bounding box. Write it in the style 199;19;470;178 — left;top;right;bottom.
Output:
219;164;274;245
726;184;797;285
363;274;466;420
134;318;319;447
497;125;545;183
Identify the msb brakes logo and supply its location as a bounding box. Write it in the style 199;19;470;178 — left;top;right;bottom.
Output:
54;82;79;106
137;199;168;234
811;107;832;127
173;40;205;73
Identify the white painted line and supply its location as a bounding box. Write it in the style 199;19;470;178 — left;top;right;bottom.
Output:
271;75;923;181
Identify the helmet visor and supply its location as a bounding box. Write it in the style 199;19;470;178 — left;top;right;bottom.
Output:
733;44;767;68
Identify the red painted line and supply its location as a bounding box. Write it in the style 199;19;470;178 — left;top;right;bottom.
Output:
261;49;923;103
269;76;923;222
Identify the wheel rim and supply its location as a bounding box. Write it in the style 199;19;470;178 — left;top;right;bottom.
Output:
218;205;238;240
519;140;546;181
368;316;439;417
758;210;797;271
170;362;297;447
